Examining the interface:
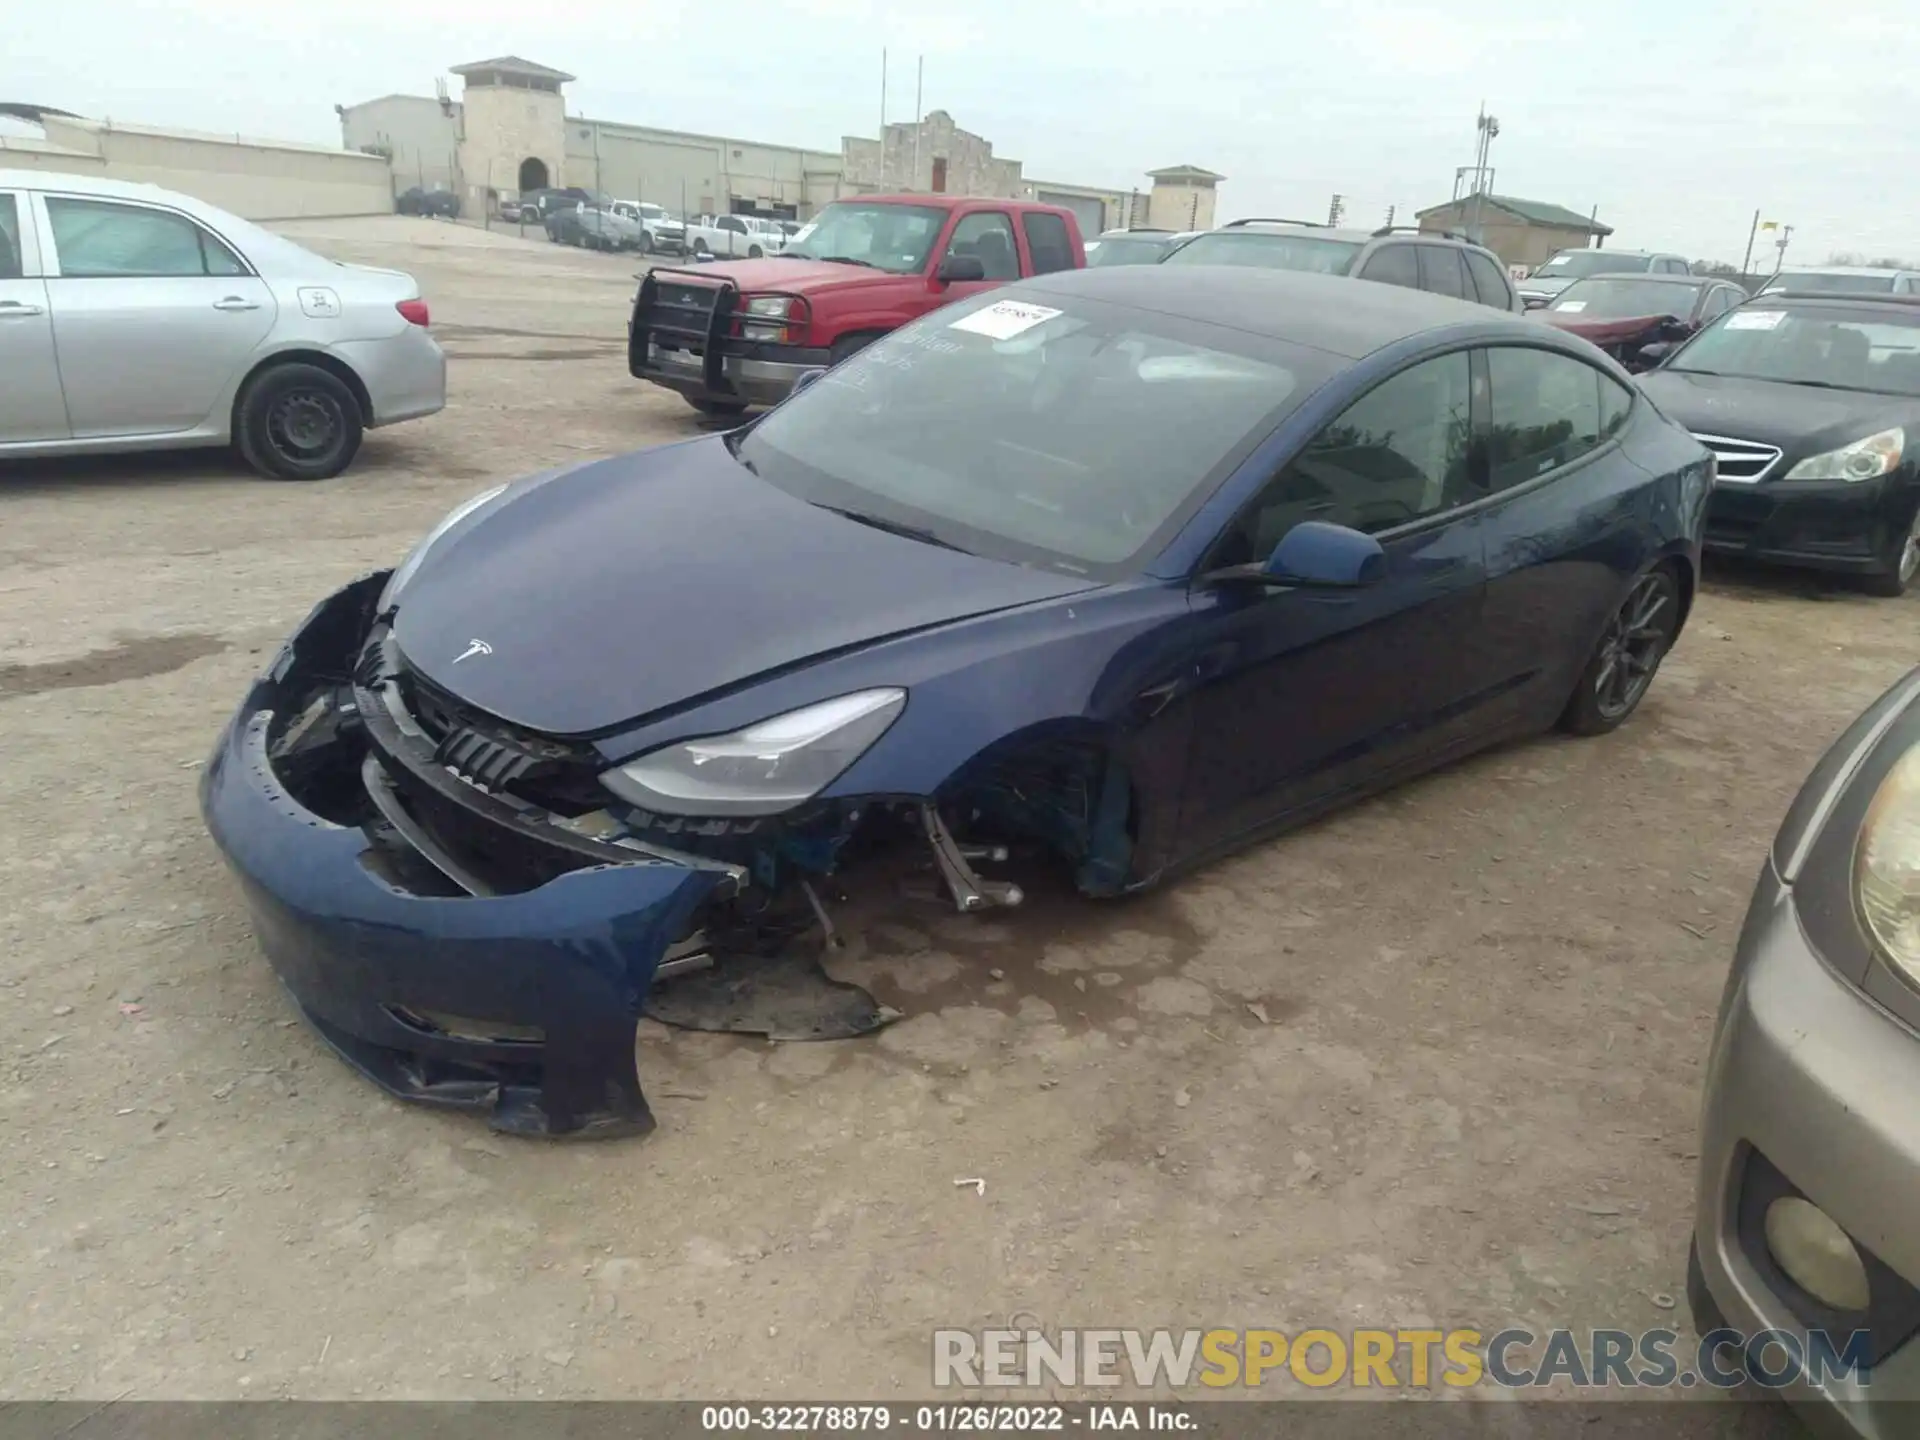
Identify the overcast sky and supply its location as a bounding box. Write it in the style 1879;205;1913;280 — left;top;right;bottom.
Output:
13;0;1914;264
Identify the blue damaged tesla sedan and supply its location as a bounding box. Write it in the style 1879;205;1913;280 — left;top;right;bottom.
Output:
200;266;1711;1139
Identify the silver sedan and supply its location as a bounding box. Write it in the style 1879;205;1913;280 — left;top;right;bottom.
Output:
0;169;445;480
1692;665;1920;1435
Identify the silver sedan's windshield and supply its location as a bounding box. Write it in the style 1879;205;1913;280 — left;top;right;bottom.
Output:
737;290;1319;573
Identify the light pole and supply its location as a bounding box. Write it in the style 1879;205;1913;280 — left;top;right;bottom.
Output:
1469;106;1499;244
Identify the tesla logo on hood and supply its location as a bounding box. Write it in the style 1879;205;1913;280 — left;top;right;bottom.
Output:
453;639;493;664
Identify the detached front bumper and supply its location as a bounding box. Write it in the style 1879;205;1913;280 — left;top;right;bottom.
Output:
198;573;729;1139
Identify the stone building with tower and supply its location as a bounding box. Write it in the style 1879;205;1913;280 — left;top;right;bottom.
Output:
337;55;1219;235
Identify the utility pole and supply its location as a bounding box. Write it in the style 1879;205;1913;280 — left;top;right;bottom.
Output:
1772;224;1794;276
1383;204;1396;228
1740;209;1761;278
912;56;924;190
1327;193;1345;226
879;49;887;140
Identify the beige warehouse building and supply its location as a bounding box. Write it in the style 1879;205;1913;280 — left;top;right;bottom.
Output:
338;55;1213;233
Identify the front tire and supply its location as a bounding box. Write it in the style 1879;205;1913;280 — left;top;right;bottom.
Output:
748;245;763;259
684;396;749;417
694;240;711;258
234;363;363;481
1559;564;1683;735
1862;507;1920;597
637;231;655;255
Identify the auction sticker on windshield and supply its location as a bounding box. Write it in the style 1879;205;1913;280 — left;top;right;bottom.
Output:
1556;300;1587;312
1725;310;1786;331
950;300;1063;341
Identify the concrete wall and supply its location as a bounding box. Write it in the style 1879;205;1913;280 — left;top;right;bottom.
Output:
843;111;1021;198
1146;180;1216;232
459;81;566;204
340;94;461;194
7;116;392;219
566;121;841;217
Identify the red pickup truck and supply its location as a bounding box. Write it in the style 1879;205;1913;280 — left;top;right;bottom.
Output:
627;194;1085;414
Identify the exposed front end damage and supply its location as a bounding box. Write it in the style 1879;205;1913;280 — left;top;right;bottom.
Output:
202;573;1141;1140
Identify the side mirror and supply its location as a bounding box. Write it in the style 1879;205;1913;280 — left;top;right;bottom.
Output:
790;367;829;396
1635;340;1674;367
936;254;987;284
1204;521;1386;590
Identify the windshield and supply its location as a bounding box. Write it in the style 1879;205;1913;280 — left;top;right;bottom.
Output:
1667;303;1920;396
1088;235;1172;268
1548;278;1702;319
776;201;947;273
1535;252;1654;280
1765;271;1899;294
1162;230;1362;274
736;290;1318;573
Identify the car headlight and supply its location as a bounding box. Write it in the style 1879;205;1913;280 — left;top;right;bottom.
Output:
744;296;795;318
600;689;905;817
1858;742;1920;987
1785;427;1904;482
378;484;508;609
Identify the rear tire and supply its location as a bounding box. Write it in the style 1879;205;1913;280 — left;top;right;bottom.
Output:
1558;563;1682;735
1862;507;1920;597
234;363;363;481
637;231;655;255
748;245;763;259
684;396;749;417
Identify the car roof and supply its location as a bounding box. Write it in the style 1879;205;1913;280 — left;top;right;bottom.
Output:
1563;272;1708;285
839;192;1070;214
1753;292;1920;310
1016;265;1538;359
1772;264;1911;277
1545;247;1676;259
1199;222;1381;244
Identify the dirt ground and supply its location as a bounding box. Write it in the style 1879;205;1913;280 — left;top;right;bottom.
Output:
1;214;1914;1406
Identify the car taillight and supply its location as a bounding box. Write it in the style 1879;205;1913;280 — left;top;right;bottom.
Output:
396;299;430;327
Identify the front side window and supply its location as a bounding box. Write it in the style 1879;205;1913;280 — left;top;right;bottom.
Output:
1485;347;1606;490
777;201;946;274
1162;230;1363;275
943;212;1019;280
1215;352;1475;562
1022;212;1075;275
46;197;244;278
0;194;21;278
737;290;1320;573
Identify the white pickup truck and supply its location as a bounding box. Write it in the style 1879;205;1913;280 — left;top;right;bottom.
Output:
682;213;788;260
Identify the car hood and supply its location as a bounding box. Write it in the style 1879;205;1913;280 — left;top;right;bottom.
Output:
670;256;916;295
392;439;1101;736
1635;369;1920;452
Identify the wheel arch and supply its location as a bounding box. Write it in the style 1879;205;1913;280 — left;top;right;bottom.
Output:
230;348;374;432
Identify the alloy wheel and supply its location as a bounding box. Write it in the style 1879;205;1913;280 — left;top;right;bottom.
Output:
1901;511;1920;585
1593;570;1679;721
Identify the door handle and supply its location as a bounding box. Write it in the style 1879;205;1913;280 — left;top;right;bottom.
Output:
0;299;44;317
212;296;261;311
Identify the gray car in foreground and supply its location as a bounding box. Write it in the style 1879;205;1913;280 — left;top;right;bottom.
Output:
0;169;445;480
1692;666;1920;1437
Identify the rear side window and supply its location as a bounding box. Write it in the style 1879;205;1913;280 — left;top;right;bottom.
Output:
1464;250;1511;308
1419;246;1470;301
1484;346;1606;490
1358;244;1420;290
46;197;245;278
1022;212;1075;275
